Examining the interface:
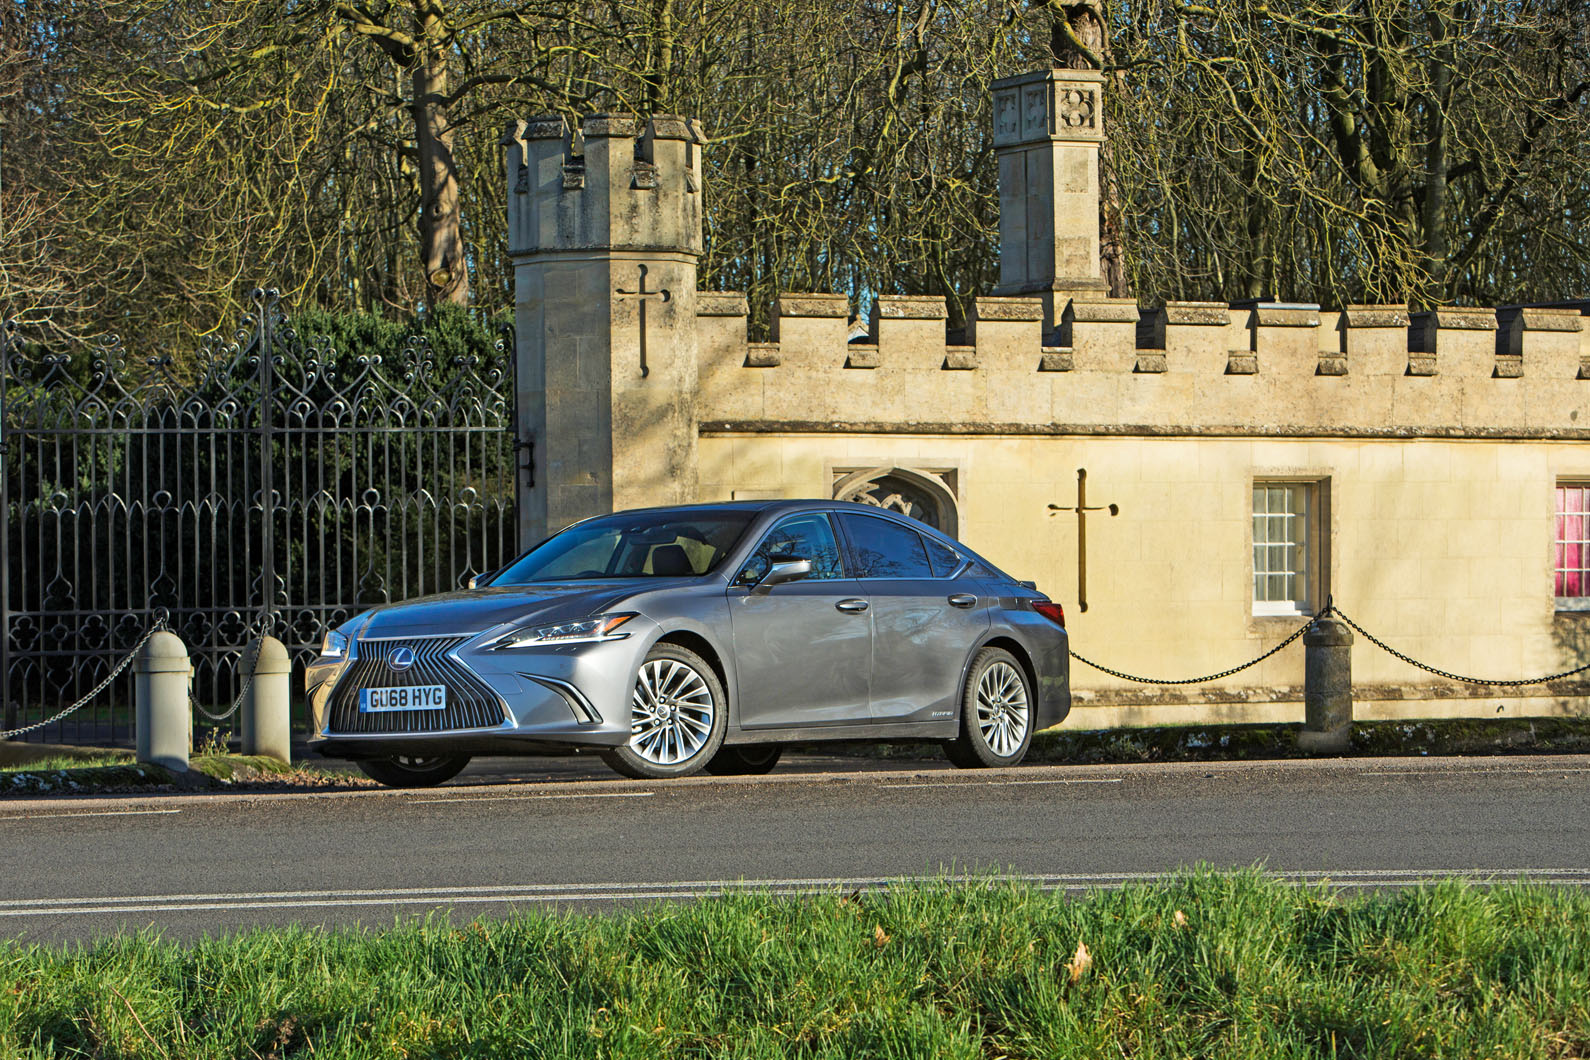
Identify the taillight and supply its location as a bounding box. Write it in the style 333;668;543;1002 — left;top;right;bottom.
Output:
1031;600;1066;629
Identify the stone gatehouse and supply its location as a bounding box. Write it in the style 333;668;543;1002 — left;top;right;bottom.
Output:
502;69;1590;729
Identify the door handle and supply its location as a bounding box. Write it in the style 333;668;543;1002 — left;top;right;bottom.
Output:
836;598;870;613
947;593;978;608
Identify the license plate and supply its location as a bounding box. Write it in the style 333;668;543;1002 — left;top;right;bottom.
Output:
359;685;447;712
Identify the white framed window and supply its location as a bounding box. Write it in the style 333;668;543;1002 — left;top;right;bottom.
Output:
1253;481;1323;615
1555;483;1590;610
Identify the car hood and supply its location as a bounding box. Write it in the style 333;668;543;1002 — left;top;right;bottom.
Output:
357;580;689;638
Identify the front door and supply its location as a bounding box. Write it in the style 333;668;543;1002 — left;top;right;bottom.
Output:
836;511;991;723
728;512;873;729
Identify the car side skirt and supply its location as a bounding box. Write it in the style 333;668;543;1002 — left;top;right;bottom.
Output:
722;720;958;745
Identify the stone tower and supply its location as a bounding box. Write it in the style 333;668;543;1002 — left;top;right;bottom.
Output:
990;69;1108;334
503;113;705;543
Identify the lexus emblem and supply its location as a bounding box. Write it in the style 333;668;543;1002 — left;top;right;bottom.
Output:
386;647;416;673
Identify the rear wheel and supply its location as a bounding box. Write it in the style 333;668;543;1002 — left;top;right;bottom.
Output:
601;643;728;779
704;744;783;776
356;754;471;789
944;648;1034;769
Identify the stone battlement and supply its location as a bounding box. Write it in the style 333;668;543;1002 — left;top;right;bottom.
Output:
696;294;1590;437
503;113;705;260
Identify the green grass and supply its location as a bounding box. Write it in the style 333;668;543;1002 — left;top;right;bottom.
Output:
0;754;342;796
0;753;134;773
2;872;1588;1058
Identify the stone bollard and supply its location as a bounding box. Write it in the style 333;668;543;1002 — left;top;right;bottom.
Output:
1299;617;1353;753
136;631;191;772
241;636;292;764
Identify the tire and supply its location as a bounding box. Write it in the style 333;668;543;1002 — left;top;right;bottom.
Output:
356;753;472;789
704;744;783;776
601;642;728;779
944;647;1035;769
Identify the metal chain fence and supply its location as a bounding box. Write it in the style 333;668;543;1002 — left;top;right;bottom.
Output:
0;612;278;738
189;614;272;724
0;621;166;739
1067;607;1326;685
1329;606;1590;688
1071;600;1590;688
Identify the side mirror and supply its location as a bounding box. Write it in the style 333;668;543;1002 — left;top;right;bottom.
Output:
753;558;811;593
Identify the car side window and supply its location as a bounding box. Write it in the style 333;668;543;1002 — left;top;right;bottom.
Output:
837;512;935;579
737;514;847;584
921;535;964;578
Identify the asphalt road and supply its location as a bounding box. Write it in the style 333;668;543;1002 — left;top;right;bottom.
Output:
3;752;1589;945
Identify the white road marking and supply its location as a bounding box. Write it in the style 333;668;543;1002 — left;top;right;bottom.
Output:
1361;767;1590;777
0;808;182;821
880;778;1123;789
409;792;656;805
4;868;1588;919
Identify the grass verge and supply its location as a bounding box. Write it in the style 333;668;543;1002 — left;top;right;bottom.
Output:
0;754;371;796
2;872;1587;1058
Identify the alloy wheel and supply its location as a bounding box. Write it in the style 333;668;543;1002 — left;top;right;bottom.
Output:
629;658;716;765
975;660;1030;758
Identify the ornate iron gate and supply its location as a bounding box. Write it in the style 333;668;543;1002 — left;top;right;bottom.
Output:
1;289;521;744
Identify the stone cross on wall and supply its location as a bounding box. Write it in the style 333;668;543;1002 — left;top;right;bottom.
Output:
616;264;671;379
1048;468;1118;613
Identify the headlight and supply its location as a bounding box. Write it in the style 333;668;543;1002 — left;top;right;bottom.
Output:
319;629;349;659
491;612;637;649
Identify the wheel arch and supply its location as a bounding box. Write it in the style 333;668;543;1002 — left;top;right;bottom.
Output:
972;635;1040;715
653;629;731;703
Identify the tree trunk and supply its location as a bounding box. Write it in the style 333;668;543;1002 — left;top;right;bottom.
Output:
642;0;675;115
412;23;467;307
1423;1;1453;299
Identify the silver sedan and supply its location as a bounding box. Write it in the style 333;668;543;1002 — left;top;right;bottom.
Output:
306;500;1070;785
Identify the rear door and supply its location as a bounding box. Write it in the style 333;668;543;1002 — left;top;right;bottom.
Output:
727;512;873;729
835;511;991;724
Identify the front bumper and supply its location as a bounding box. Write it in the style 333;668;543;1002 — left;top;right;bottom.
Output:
306;620;659;757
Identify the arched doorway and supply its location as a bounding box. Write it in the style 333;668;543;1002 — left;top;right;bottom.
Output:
832;467;959;537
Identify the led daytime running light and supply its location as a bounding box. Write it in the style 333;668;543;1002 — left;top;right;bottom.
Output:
494;612;637;649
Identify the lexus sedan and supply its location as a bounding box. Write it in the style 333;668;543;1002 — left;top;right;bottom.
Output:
306;500;1070;786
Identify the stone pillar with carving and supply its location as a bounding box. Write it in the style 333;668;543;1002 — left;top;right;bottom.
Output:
990;69;1107;336
503;114;705;543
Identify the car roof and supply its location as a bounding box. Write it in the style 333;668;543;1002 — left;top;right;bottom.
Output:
610;499;827;514
555;500;1024;585
605;500;1009;569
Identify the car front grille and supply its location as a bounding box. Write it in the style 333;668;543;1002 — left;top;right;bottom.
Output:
327;636;508;734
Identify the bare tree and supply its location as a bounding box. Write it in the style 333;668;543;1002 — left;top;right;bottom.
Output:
8;0;1590;345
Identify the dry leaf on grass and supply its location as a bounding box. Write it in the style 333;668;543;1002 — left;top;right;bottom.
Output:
1173;909;1189;928
873;924;890;947
1066;941;1092;982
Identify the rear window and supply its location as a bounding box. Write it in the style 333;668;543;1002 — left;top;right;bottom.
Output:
838;512;934;579
921;535;964;578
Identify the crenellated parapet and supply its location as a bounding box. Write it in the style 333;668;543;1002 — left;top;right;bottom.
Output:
694;294;1590;437
503;113;705;261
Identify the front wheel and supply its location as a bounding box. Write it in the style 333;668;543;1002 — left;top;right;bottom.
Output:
356;754;472;789
944;648;1035;769
601;643;728;779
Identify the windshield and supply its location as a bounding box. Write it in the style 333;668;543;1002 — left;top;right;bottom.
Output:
490;510;756;583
